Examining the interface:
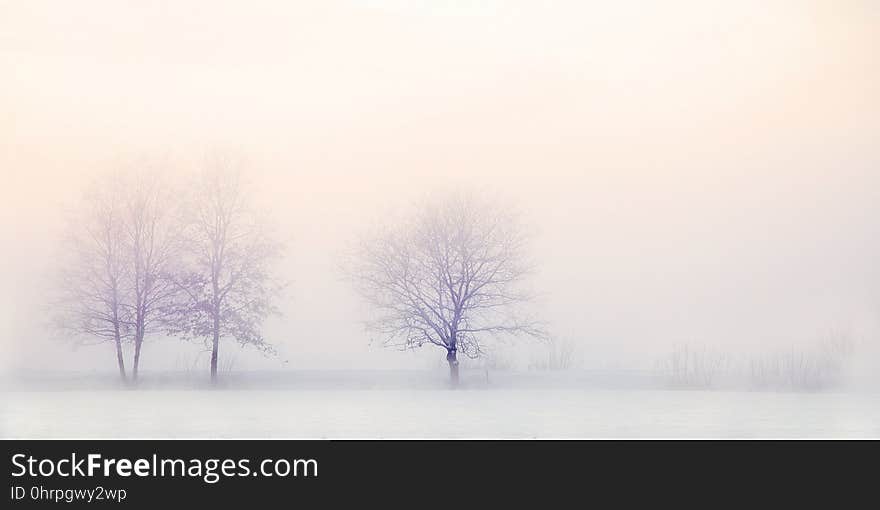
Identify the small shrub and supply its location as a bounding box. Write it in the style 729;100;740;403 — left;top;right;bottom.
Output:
528;337;578;371
656;343;729;389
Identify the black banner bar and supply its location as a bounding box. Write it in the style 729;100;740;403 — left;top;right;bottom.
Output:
2;440;875;507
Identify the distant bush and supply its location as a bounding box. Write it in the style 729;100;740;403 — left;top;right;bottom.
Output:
748;332;854;391
656;343;730;389
656;331;856;391
528;337;578;371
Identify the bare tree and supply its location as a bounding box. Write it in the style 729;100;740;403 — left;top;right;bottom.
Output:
167;152;282;383
118;165;181;381
347;192;544;386
54;163;180;382
55;175;131;381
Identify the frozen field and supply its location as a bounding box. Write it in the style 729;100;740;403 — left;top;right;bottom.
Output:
2;371;878;438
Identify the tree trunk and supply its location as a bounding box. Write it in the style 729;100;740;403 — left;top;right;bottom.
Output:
114;326;126;382
446;347;459;387
210;312;220;384
132;334;142;382
131;305;144;382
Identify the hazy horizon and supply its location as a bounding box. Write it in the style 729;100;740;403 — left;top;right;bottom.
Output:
2;1;878;378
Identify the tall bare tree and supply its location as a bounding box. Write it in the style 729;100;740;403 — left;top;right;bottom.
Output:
348;192;545;385
55;163;180;382
168;152;282;383
118;166;180;381
55;174;131;380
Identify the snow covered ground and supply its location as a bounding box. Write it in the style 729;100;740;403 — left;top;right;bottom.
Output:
2;370;878;438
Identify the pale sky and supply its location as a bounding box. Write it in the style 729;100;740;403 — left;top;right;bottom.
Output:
1;1;878;373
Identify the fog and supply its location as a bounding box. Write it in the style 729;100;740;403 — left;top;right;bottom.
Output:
1;0;879;385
